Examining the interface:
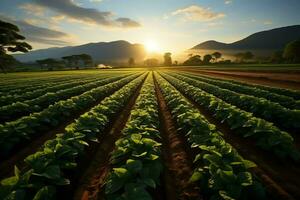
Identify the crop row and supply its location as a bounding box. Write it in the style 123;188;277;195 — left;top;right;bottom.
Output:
170;73;300;133
180;72;300;110
0;73;142;158
0;75;112;107
0;73;147;200
0;75;84;94
0;74;132;123
105;73;163;200
195;72;300;100
154;72;265;199
160;72;300;161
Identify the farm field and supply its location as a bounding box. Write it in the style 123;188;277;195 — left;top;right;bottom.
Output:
1;69;300;200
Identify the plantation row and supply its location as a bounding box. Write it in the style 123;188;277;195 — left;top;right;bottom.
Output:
168;72;300;133
0;70;299;200
0;73;134;123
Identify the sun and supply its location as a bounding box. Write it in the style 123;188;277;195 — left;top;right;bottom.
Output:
145;39;160;53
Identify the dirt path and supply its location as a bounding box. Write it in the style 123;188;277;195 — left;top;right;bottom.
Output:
154;75;202;200
174;69;300;90
0;76;140;179
170;83;300;200
71;77;146;200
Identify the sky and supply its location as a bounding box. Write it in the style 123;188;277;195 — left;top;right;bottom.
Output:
1;0;300;54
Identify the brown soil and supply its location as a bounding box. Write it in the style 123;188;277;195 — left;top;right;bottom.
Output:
153;74;203;200
170;82;300;200
0;75;139;179
174;69;300;90
71;76;146;200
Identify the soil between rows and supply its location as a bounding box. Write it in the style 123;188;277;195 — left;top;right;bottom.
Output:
0;74;137;179
69;75;147;200
153;74;202;200
163;74;300;200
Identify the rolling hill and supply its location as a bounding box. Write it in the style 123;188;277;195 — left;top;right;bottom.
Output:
192;25;300;51
14;40;146;63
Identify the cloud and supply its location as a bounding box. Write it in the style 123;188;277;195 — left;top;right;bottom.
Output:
224;0;232;4
30;0;141;28
19;3;45;16
263;20;273;25
0;16;74;46
172;5;225;22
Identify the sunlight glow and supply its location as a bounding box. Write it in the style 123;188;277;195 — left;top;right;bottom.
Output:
145;39;161;53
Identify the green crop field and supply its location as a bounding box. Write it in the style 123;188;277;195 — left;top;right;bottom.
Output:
0;69;300;200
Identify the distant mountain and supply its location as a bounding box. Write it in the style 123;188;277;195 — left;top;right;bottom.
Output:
14;40;146;63
192;25;300;51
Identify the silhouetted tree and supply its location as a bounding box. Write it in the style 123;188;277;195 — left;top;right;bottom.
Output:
79;54;93;67
203;54;213;64
283;40;300;63
144;58;159;66
183;55;202;66
243;51;254;60
212;52;222;62
36;58;59;71
163;52;172;66
271;51;284;63
234;51;254;62
128;57;135;66
0;19;32;73
174;60;178;65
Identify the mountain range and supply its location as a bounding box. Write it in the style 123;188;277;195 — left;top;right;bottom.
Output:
14;40;146;63
14;25;300;63
192;25;300;51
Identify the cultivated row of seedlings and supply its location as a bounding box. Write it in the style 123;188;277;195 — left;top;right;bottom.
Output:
0;73;142;158
154;72;265;199
0;73;147;200
169;72;300;133
180;72;300;110
0;74;133;123
183;70;300;100
0;74;113;107
104;73;163;199
160;72;300;161
0;76;84;94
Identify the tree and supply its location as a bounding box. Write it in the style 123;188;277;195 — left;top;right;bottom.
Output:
203;54;213;64
234;51;254;62
270;51;284;63
144;58;159;66
128;57;135;66
283;40;300;63
212;52;222;62
183;55;202;66
0;19;32;73
79;54;93;68
163;52;172;66
36;58;59;71
243;51;254;60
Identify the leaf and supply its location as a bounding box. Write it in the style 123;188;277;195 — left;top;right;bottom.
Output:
1;176;19;186
126;159;142;173
113;168;128;177
238;172;253;186
131;134;142;144
189;171;202;182
35;165;61;180
143;178;156;188
243;160;256;169
33;186;56;200
219;190;235;200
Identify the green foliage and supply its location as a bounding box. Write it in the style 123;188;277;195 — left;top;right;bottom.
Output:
0;74;141;158
0;73;147;200
105;74;163;200
155;72;265;199
283;40;300;63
